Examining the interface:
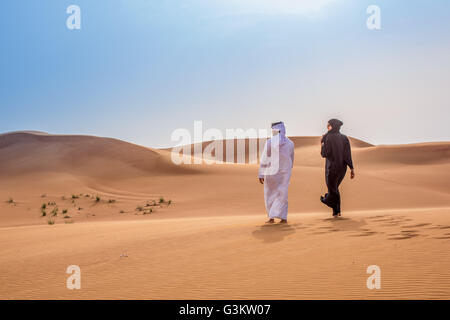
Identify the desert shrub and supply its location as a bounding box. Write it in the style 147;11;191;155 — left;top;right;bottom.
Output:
48;219;55;225
143;209;152;215
51;207;58;216
62;209;68;214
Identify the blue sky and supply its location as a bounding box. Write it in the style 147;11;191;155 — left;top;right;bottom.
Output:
1;0;449;147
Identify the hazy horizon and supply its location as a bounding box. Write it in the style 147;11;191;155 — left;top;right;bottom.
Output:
1;0;449;148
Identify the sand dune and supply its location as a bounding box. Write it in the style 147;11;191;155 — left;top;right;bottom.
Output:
354;142;450;167
0;131;449;299
0;132;195;179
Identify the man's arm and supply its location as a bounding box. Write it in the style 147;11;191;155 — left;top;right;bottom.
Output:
321;135;331;158
258;140;270;183
291;144;295;168
344;137;355;179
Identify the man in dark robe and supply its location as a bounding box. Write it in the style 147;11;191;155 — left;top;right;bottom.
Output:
320;119;355;217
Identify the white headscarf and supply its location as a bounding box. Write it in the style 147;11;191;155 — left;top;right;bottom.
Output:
271;121;288;145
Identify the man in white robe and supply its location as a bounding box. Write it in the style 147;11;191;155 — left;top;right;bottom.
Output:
258;122;295;224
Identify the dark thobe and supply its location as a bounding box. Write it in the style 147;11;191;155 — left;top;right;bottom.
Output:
320;132;354;214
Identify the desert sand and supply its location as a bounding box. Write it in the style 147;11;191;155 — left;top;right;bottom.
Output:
0;131;449;299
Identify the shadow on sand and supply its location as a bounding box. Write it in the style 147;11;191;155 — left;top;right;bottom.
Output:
252;223;296;243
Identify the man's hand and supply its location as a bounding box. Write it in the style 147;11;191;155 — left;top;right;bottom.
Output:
259;178;264;184
350;169;355;179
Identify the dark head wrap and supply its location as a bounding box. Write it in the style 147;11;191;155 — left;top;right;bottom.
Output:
328;119;343;133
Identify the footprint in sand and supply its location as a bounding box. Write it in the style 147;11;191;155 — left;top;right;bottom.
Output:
434;233;450;240
347;227;379;237
307;217;375;237
402;223;431;228
290;223;308;230
348;231;378;237
388;229;420;240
